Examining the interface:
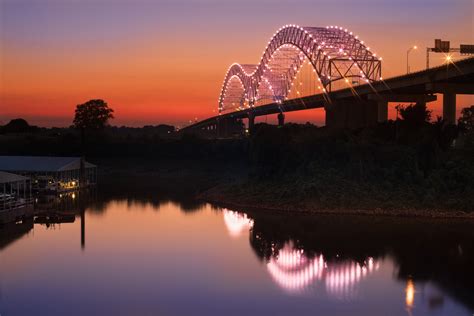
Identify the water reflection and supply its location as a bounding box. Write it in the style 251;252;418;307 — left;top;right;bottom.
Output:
406;278;415;309
220;205;473;311
223;208;254;238
0;218;33;250
266;243;325;293
263;241;380;299
0;193;473;315
239;207;473;311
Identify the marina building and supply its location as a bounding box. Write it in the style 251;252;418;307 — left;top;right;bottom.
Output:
0;156;97;192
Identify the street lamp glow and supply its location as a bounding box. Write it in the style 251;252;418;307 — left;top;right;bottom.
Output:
407;45;418;74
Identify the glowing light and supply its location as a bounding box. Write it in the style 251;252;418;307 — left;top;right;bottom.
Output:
219;24;381;113
406;279;415;308
266;242;380;296
222;209;254;238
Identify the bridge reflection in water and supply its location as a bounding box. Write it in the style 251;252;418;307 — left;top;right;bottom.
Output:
222;209;254;238
222;206;473;312
264;241;379;298
223;208;381;298
1;196;472;315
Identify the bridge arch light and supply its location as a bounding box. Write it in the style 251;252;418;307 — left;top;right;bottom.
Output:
218;25;382;114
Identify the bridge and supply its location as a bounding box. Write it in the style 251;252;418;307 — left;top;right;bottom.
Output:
182;25;474;136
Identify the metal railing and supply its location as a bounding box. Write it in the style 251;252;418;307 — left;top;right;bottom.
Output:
0;196;34;212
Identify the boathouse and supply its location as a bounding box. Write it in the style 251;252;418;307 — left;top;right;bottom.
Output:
0;171;34;223
0;156;97;192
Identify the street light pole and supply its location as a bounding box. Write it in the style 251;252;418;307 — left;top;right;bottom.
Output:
407;45;418;74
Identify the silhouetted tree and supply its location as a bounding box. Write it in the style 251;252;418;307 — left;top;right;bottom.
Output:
458;105;474;148
458;105;474;133
73;99;114;185
1;118;38;134
433;116;458;150
396;103;432;126
73;99;114;148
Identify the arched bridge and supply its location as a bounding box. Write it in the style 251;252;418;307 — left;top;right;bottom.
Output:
219;25;381;114
182;25;474;136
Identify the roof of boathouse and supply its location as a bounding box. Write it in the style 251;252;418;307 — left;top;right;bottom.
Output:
0;156;96;173
0;171;30;184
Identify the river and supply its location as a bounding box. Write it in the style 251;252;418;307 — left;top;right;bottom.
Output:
0;192;473;315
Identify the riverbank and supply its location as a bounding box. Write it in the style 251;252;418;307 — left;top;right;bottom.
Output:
2;119;473;218
197;122;474;217
92;157;474;218
202;192;474;219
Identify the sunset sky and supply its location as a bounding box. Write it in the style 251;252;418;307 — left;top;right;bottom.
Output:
1;0;473;127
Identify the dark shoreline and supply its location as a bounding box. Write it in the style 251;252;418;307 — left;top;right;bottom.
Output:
202;196;474;219
3;119;473;218
94;159;474;219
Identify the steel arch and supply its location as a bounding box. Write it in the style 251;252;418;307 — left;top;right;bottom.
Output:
218;25;382;114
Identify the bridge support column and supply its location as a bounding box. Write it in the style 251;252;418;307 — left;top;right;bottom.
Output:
377;101;388;123
426;83;474;125
248;112;255;135
216;118;221;138
443;93;456;125
277;112;285;127
368;93;437;124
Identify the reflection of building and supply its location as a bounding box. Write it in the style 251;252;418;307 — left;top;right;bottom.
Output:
0;156;97;192
0;171;34;224
266;242;380;298
223;208;254;238
33;191;92;249
0;218;33;250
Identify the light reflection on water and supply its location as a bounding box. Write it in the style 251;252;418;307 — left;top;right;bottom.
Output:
222;208;254;238
265;242;381;300
0;195;473;316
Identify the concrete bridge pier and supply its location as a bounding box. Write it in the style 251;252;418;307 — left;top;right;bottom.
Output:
377;100;388;123
248;111;255;134
216;118;221;138
326;94;438;129
208;123;218;137
369;93;437;122
216;117;245;138
426;83;474;125
277;112;285;127
443;92;456;125
217;117;231;137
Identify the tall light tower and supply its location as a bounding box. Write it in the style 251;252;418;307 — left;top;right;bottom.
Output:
407;45;417;74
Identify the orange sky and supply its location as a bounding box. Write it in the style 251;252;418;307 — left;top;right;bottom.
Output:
0;0;473;127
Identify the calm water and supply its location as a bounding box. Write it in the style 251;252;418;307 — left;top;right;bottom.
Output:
0;193;473;315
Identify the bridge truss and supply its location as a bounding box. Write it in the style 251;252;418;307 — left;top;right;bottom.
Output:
218;25;382;114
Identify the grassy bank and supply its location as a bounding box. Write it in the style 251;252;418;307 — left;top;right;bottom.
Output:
201;123;474;216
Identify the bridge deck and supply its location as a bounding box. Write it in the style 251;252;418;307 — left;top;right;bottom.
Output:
183;57;474;131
